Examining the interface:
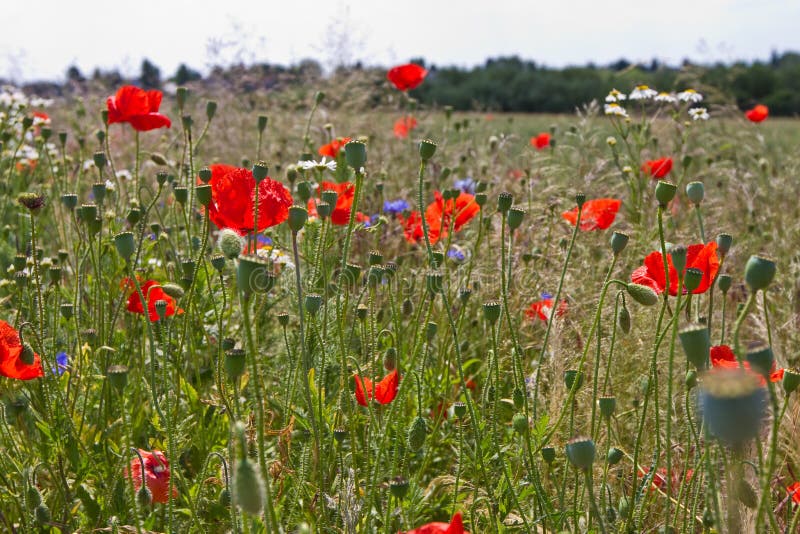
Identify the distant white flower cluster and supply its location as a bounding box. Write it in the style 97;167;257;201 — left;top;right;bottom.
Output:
602;85;708;121
0;85;58;173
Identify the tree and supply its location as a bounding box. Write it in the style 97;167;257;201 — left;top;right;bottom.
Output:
139;59;161;89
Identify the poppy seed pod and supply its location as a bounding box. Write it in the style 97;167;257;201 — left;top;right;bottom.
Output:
288;206;308;233
296;181;313;203
566;437;596;470
655;180;677;206
127;206;142;225
431;251;444;269
426;270;443;295
114;232;136;261
407;416;428;451
155;171;169;186
425;321;438;342
607;446;624;465
418;139;437;161
333;427;348;443
252;162;269;182
610;231;629;255
236;255;273;296
474;193;487;207
541;446;556;464
453;402;467;419
389;477;409;499
345;141;367;169
744;255;776;292
459;288;472;303
679;324;711;370
315;201;332;219
598;396;616;418
745;343;774;378
197;166;212;183
717;274;732;293
60;303;74;320
669;245;687;276
512;413;529;434
683;267;704;293
257;115;268;133
276;313;290;327
210;254;226;272
93;151;107;169
61;193;78;211
92;183;107;204
224;349;246;380
627;283;659;306
320;190;339;210
507;207;525;230
154;300;168;321
356;304;368;321
575;192;586;209
699;369;766;447
782;369;800;394
483;300;501;324
196;184;212;207
716;233;733;257
173;186;188;205
304;293;323;316
686;181;705;205
497;192;513;213
564;369;584;391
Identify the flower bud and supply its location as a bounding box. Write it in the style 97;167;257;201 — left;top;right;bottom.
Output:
566;437;596;470
618;303;631;334
744;255;776;292
685;181;704;205
205;100;217;120
136;485;152;508
218;229;246;259
627;283;659;306
418;139;437;161
512;387;525;409
655;180;677;206
686;369;698;389
607;446;624;465
512;413;529;434
610;231;629;255
407;416;428;451
288;206;308;233
344;141;367;169
234;455;264;515
150;152;168;166
383;347;397;371
679;324;710;370
402;298;413;316
425;322;438;342
257;115;268;133
20;343;35;365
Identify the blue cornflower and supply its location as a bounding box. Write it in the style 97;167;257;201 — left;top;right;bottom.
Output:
383;199;410;215
52;352;69;376
454;177;476;195
447;248;466;262
540;292;553;300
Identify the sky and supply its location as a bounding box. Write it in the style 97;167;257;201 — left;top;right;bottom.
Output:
3;0;799;81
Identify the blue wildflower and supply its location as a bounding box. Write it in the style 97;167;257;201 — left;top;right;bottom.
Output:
447;248;466;262
454;177;476;195
383;199;410;215
541;292;553;300
52;352;69;376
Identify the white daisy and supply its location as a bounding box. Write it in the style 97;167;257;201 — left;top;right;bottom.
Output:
629;85;658;100
116;169;132;181
297;157;336;172
654;92;677;103
689;107;710;121
605;89;627;103
604;103;629;117
104;179;115;191
677;89;703;103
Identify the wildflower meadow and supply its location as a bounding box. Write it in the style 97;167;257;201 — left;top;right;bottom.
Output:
2;65;800;533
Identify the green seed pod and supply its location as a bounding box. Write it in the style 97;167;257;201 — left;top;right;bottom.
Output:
196;184;212;207
234;457;264;515
574;192;586;209
453;402;467;419
107;365;129;391
114;232;136;261
717;274;732;293
225;349;246;380
60;303;74;320
566;437;596;470
627;283;659;306
252;162;269;183
598;396;616;418
618;496;630;517
610;231;629;255
288;206;308;233
482;300;501;324
745;342;774;378
345;141;367;169
507;207;525;230
389;477;409;499
685;181;704;205
368;250;383;266
512;413;529;434
782;368;800;395
607;446;624;465
474;192;487;207
198;166;212;183
541;446;556;464
426;270;443;295
655;180;677;206
684;267;703;293
407;416;428;451
356;304;368;321
333;428;348;443
679;324;711;370
173;186;188;204
700;369;765;446
210;255;226;272
564;369;584;391
512;388;525;409
744;255;776;292
670;245;687;276
304;293;323;316
237;254;274;296
618;302;631;334
418;139;437;161
61;193;78;211
702;508;714;528
716;233;733;257
497;192;513;213
257;115;268;133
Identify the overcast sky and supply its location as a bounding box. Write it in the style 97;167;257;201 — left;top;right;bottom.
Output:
3;0;799;81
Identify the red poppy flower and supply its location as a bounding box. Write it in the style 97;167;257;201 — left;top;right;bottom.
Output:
354;369;399;406
637;466;693;494
125;279;183;322
318;137;352;158
525;298;568;322
307;181;355;226
204;164;292;235
387;63;428;91
0;320;43;380
400;192;480;245
125;449;178;504
394;116;418;139
787;482;800;505
404;512;468;534
745;104;769;123
630;242;719;296
530;132;551;150
642;157;673;179
562;198;621;231
106;85;171;132
710;344;784;385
